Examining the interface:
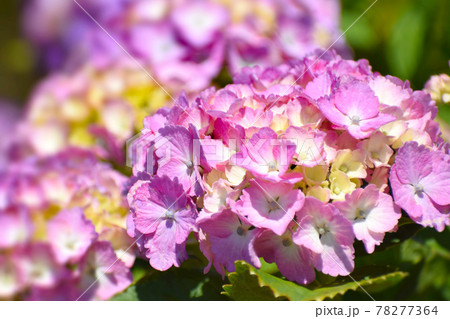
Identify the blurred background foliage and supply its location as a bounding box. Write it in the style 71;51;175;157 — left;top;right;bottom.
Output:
342;0;449;89
0;1;37;105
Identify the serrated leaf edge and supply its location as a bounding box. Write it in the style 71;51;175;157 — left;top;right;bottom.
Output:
308;271;409;301
222;261;285;300
222;261;409;301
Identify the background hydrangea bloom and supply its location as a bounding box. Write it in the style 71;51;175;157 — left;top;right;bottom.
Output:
425;62;450;107
16;65;169;162
0;149;133;300
23;0;349;91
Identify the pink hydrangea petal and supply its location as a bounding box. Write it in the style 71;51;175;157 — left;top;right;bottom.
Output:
292;215;323;254
352;222;385;254
411;193;450;232
334;82;379;119
393;142;433;185
47;208;97;265
0;207;32;249
329;213;354;247
255;230;315;285
80;241;132;300
420;172;450;206
144;226;188;271
313;233;354;276
236;180;303;236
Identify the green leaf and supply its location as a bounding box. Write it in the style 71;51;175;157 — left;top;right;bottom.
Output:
259;258;280;275
223;261;408;301
342;11;377;50
223;261;309;300
111;267;228;301
387;6;426;79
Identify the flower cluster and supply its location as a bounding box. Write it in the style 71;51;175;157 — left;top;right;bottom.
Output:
423;63;450;158
24;0;349;92
127;51;450;284
0;149;133;300
425;62;450;107
17;64;169;162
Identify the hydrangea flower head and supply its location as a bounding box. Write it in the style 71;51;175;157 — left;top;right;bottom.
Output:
123;50;448;284
19;66;170;162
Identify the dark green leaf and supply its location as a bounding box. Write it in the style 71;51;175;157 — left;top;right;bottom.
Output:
111;267;228;301
223;261;407;301
387;7;426;79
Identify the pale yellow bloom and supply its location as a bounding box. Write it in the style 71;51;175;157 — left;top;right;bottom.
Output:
331;149;367;179
360;131;393;168
306;185;331;203
329;171;356;201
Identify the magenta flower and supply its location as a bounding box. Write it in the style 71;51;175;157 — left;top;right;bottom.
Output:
390;142;450;231
0;254;24;299
0;207;32;249
171;1;228;48
127;175;198;270
26;279;81;301
155;125;206;196
16;243;63;289
293;197;355;276
319;81;395;139
232;127;302;183
47;208;97;265
143;233;189;272
0;147;134;300
334;185;401;253
235;179;305;236
283;125;327;167
197;209;261;274
78;241;133;301
255;227;315;285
